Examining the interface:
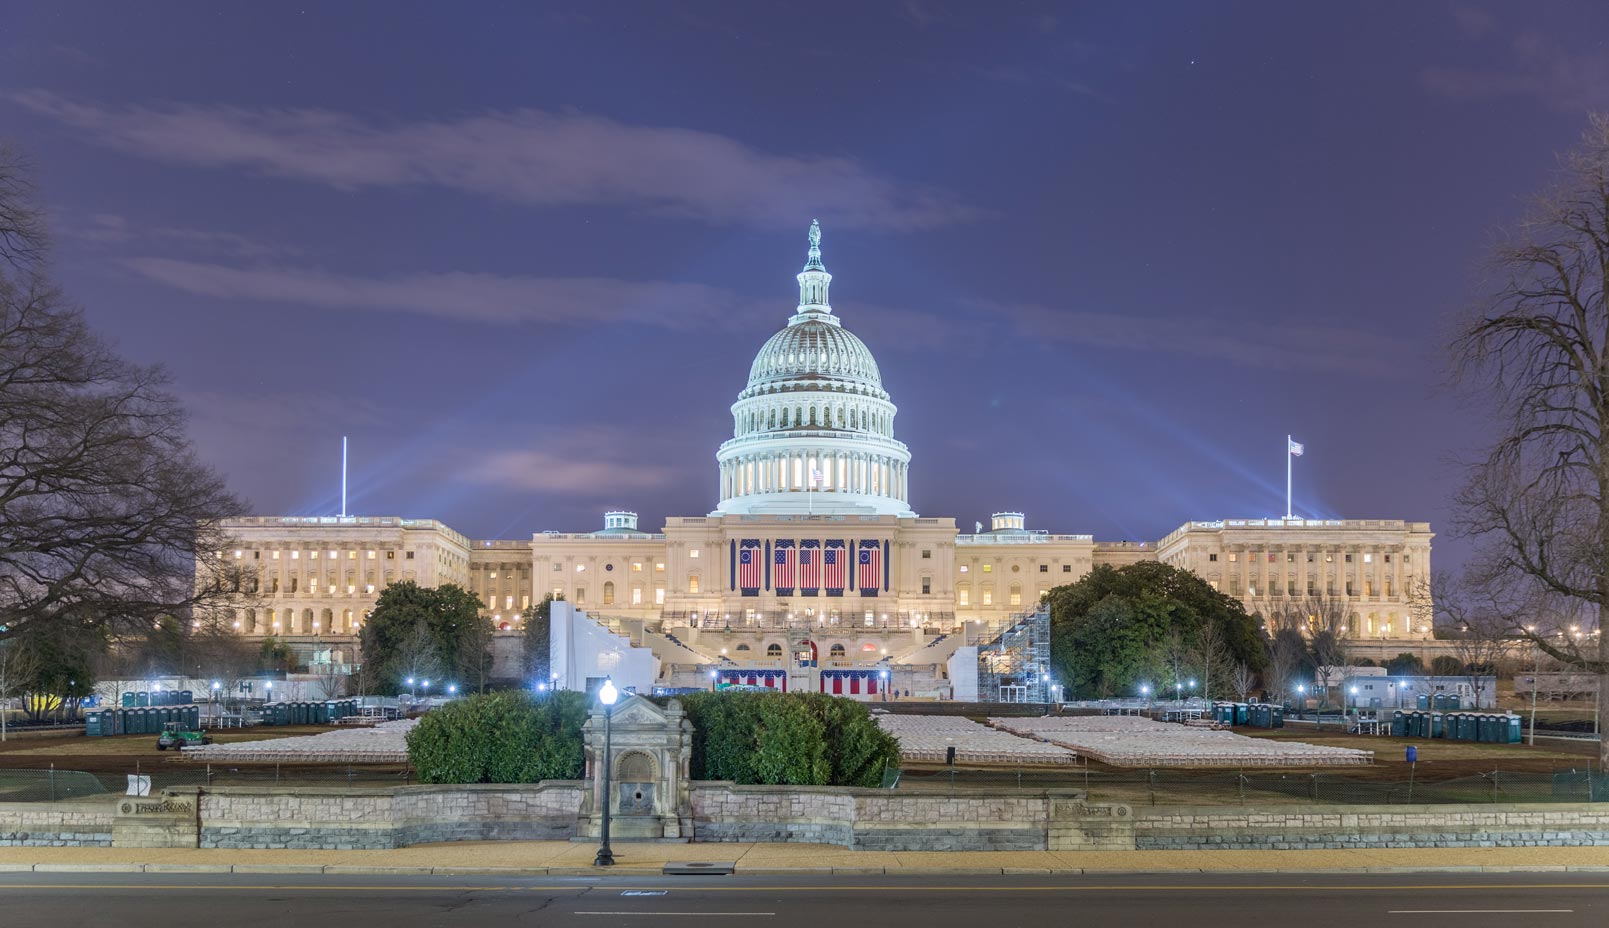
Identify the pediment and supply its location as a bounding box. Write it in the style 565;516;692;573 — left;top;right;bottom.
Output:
607;694;668;727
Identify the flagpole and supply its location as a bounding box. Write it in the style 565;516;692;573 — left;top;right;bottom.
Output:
1285;434;1292;520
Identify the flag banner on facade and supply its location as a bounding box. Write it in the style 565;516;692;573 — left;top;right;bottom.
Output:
810;468;823;485
823;539;846;595
773;540;797;595
858;545;881;597
819;670;880;696
738;540;762;594
799;539;821;594
720;669;787;692
1289;438;1304;457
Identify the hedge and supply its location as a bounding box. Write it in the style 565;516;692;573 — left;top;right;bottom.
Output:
670;691;900;788
405;690;586;783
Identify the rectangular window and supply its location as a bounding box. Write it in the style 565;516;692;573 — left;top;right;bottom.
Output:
1009;590;1022;606
1383;554;1392;563
1307;580;1317;595
1229;580;1241;597
1209;580;1220;592
1364;581;1373;597
489;571;498;579
405;551;415;559
504;595;513;609
487;595;496;609
958;587;970;606
1208;553;1218;562
690;549;700;559
960;565;969;573
1363;553;1373;564
575;587;586;604
921;577;932;594
632;587;643;605
982;590;993;605
1267;553;1277;563
1286;553;1295;563
347;550;357;560
272;550;281;560
655;562;665;572
982;564;993;573
521;595;530;609
1346;582;1355;596
1062;564;1072;573
632;561;643;572
654;587;665;605
1039;563;1048;572
689;576;701;593
1228;553;1238;562
1345;554;1353;563
1384;581;1393;597
365;584;375;594
1287;581;1297;596
1247;583;1258;597
922;549;932;559
367;550;376;559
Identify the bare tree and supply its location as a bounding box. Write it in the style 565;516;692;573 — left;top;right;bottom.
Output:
0;636;36;741
393;620;442;696
1232;661;1257;702
1433;573;1515;709
1157;628;1192;698
1451;114;1609;765
1191;620;1232;702
1267;626;1308;706
0;147;246;646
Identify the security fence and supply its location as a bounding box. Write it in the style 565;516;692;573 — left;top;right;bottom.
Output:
0;764;416;801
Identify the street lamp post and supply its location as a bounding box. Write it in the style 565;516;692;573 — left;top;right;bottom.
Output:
594;677;619;867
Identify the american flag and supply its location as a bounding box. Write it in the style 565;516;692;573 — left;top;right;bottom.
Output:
738;544;762;590
823;542;845;593
858;545;881;594
774;543;797;592
799;543;820;592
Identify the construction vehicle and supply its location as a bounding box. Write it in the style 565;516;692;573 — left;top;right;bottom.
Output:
155;721;212;751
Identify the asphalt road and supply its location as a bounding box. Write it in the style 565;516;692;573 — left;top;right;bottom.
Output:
1;871;1605;927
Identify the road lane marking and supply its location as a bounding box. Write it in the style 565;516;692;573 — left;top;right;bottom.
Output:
1389;910;1573;914
578;913;773;917
0;882;1606;894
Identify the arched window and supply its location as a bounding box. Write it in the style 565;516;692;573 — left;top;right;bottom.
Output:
829;643;846;658
766;643;782;656
735;643;751;652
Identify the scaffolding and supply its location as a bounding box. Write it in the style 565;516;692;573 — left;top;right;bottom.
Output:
976;605;1051;703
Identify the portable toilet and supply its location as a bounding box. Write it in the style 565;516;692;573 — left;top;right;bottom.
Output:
179;689;193;705
1391;710;1406;737
1503;714;1523;744
1415;692;1429;710
186;705;200;729
1270;704;1285;729
1430;712;1445;738
85;711;104;737
1446;694;1462;711
121;692;135;708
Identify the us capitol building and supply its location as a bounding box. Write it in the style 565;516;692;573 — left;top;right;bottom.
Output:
213;222;1435;695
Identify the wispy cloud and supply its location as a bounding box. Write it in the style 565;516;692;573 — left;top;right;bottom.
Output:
1423;28;1609;112
119;256;747;328
985;301;1415;377
61;212;298;258
463;430;678;494
12;90;978;230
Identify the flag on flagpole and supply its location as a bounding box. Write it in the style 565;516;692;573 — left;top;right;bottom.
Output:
1288;438;1304;457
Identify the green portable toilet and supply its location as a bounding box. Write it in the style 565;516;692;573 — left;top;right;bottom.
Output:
1446;695;1461;711
187;705;200;729
1431;693;1445;711
1415;692;1429;710
120;692;135;708
295;701;310;725
1474;714;1492;743
274;702;288;725
1234;704;1249;725
85;711;103;737
1430;712;1445;738
179;689;193;705
1270;704;1284;728
1503;714;1522;744
1391;710;1406;736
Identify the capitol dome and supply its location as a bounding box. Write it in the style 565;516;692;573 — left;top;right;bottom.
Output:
714;221;913;517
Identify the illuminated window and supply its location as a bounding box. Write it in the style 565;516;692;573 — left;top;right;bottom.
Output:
347;550;357;560
689;575;701;593
690;549;700;559
490;571;498;579
654;587;665;605
234;550;243;559
655;562;665;572
603;582;615;605
959;565;969;573
632;587;643;605
982;590;993;605
293;550;301;560
386;550;395;559
1363;553;1373;564
982;564;993;573
365;584;374;594
272;550;281;560
1228;553;1238;562
576;564;586;572
504;595;513;609
632;562;643;572
366;550;376;559
1009;586;1022;606
958;586;970;606
521;595;529;609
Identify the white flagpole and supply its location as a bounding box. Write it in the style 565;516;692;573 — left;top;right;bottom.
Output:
1285;434;1292;520
341;436;348;518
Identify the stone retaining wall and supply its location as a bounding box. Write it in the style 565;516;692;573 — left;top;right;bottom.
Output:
690;783;1092;851
1135;804;1609;850
199;782;585;849
0;799;115;847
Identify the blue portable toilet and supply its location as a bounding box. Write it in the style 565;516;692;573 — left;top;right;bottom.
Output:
1416;692;1430;710
1391;710;1406;737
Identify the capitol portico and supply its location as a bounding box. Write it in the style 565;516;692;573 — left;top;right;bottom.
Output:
212;222;1436;695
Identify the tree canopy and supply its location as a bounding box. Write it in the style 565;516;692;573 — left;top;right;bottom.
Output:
356;581;490;694
0;144;244;645
1045;561;1266;698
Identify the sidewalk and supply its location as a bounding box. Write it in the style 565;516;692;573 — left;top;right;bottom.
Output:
3;842;1609;876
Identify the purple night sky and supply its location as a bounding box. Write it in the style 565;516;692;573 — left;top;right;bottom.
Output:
4;2;1606;569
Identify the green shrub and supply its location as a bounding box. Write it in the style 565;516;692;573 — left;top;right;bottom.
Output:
405;690;586;784
671;691;899;788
